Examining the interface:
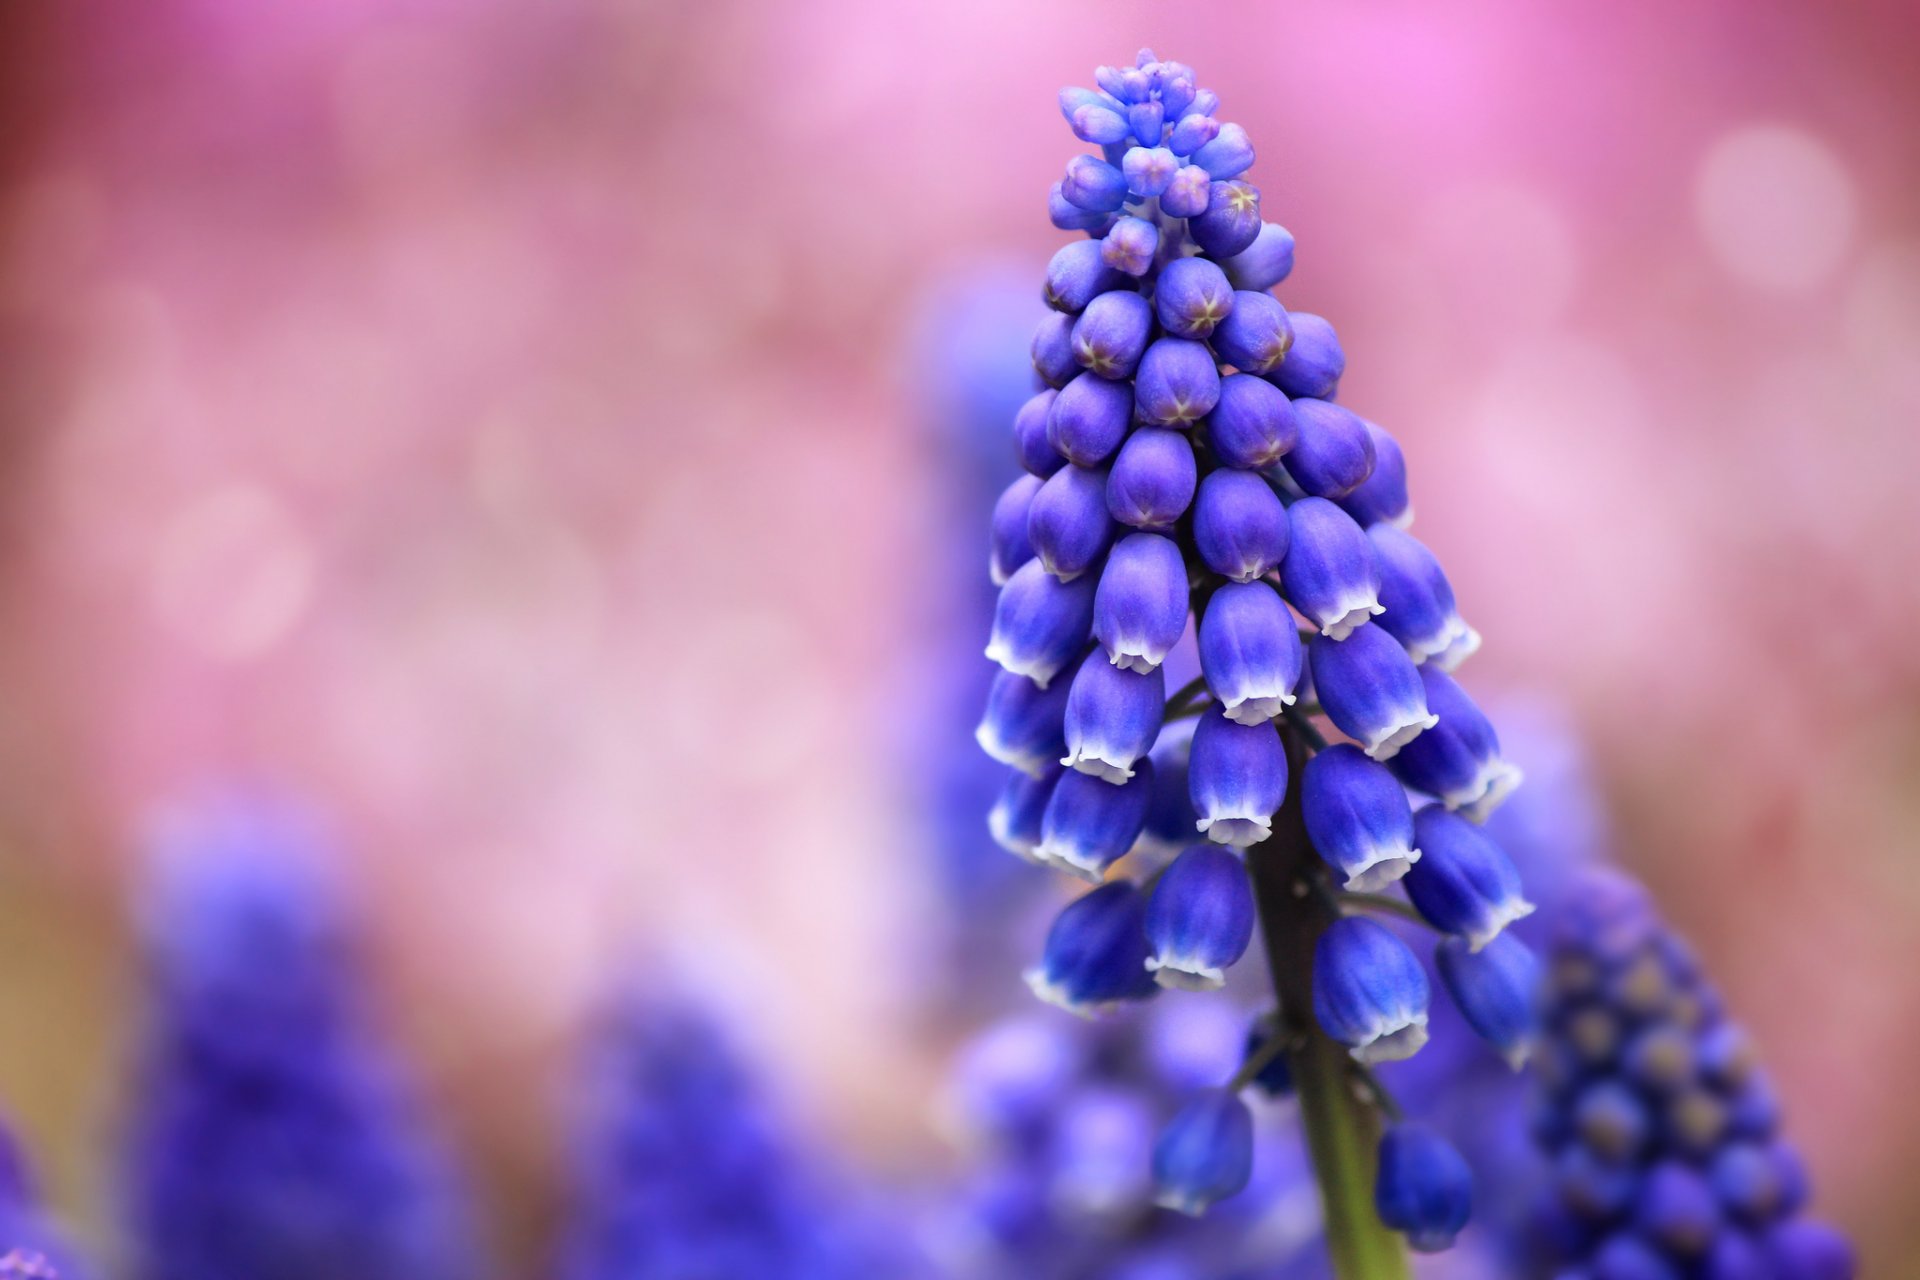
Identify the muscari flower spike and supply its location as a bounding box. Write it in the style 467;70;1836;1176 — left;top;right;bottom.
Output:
968;48;1546;1259
1528;870;1855;1278
118;792;476;1280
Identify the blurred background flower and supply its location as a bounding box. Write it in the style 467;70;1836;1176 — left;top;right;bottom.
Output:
0;0;1914;1273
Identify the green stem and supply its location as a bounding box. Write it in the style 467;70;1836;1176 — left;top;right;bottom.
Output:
1246;724;1411;1280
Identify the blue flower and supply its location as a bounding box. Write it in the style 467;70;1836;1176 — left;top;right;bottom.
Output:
1312;917;1430;1063
1374;1124;1472;1252
1150;1088;1253;1215
1390;667;1523;820
1269;312;1344;400
1106;428;1197;530
1062;649;1165;783
1025;881;1158;1016
986;558;1096;689
1405;805;1535;950
1308;624;1438;760
1036;761;1157;881
1186;706;1286;848
1280;497;1383;640
1300;743;1420;891
1191;469;1289;584
1434;932;1539;1068
1368;524;1478;670
1092;532;1189;674
1197;580;1302;725
1144;846;1255;991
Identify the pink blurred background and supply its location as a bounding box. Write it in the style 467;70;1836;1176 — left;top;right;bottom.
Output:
0;0;1915;1271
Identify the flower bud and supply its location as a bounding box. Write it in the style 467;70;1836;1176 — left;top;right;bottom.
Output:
989;473;1041;586
1187;706;1286;847
1390;667;1522;820
1071;290;1153;380
1062;650;1165;784
1050;374;1134;469
1301;743;1420;890
1048;181;1115;233
1269;311;1345;400
1030;315;1079;391
1636;1162;1722;1258
1339;420;1412;529
1187;88;1220;119
1190;180;1261;258
1154;257;1235;340
1167;113;1219;157
1161;165;1212;218
1061;154;1129;213
949;1013;1076;1135
1191;121;1253;179
1436;931;1539;1068
1286;398;1376;499
1069;103;1131;145
1013;389;1067;477
1407;805;1535;950
1059;85;1123;124
1144;846;1254;990
977;666;1072;777
1197;581;1301;725
1204;371;1297;470
1099;215;1160;276
1763;1221;1855;1280
1211;291;1292;375
1106;428;1197;530
986;558;1096;689
1035;763;1157;882
1374;1125;1472;1252
988;765;1062;862
1044;239;1128;313
1308;624;1437;760
1025;881;1157;1015
1280;496;1383;638
1093;532;1189;674
1053;1086;1154;1215
1554;1144;1638;1220
1369;525;1479;670
1220;222;1295;291
1151;1088;1253;1215
1192;470;1288;583
1121;146;1177;200
1027;463;1116;582
1134;338;1221;427
1128;101;1165;147
1312;916;1430;1062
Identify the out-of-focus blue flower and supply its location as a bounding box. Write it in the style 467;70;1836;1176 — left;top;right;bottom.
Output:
118;792;476;1280
0;1118;93;1280
1373;1124;1472;1253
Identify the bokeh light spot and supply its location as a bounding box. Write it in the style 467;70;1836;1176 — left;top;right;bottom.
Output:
1694;124;1856;294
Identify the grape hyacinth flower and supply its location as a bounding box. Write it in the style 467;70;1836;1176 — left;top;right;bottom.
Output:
968;49;1556;1275
118;793;476;1280
1527;871;1856;1278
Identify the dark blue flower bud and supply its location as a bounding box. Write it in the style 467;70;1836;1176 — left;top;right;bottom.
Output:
1390;667;1522;820
1144;846;1254;990
1100;215;1160;275
1128;102;1165;147
1312;916;1430;1062
1635;1163;1721;1258
1151;1089;1253;1215
1590;1234;1681;1280
1204;372;1297;470
1014;388;1067;476
1339;420;1412;528
1572;1080;1649;1162
1436;932;1539;1068
1062;650;1164;784
1154;257;1235;340
1192;469;1288;583
977;666;1072;777
1375;1125;1472;1252
989;764;1062;863
1093;532;1188;674
1048;371;1133;465
989;473;1041;586
1704;1231;1770;1280
1161;165;1212;218
1555;1145;1640;1220
1198;581;1301;725
1031;317;1079;392
1243;1012;1294;1098
1044;239;1128;313
1187;706;1286;847
1035;762;1157;882
1279;496;1382;638
1191;123;1253;179
1071;290;1153;380
1049;181;1116;233
1135;337;1221;427
1107;428;1197;530
1406;805;1534;949
1070;104;1132;146
1308;624;1437;759
1167;113;1219;157
1189;181;1261;258
1061;155;1129;213
1220;223;1296;291
1025;880;1157;1014
1211;290;1292;375
1269;311;1345;400
1709;1141;1799;1224
986;558;1096;689
1286;398;1376;498
1369;525;1479;670
1764;1221;1855;1280
1028;463;1116;582
1301;743;1419;890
